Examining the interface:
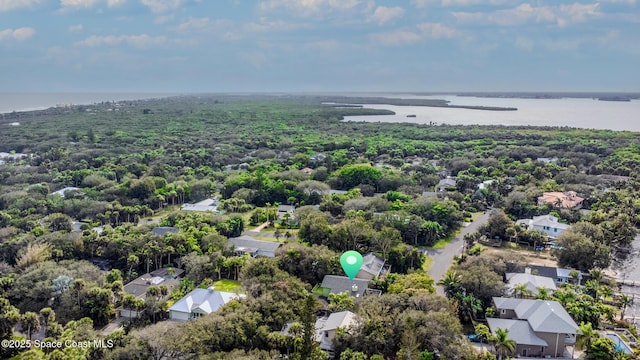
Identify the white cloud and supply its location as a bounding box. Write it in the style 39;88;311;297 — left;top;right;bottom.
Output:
371;30;421;46
0;26;35;41
69;24;83;32
175;17;211;33
599;0;635;3
74;34;167;47
258;0;362;17
417;22;457;38
369;6;404;25
453;3;601;27
60;0;99;8
141;0;183;13
107;0;125;6
154;14;174;24
244;19;302;33
0;0;40;12
305;39;341;51
240;51;267;67
411;0;510;7
515;36;533;51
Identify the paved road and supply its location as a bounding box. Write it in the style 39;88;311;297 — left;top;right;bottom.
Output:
427;211;491;296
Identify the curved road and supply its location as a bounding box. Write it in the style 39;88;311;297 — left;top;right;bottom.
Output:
427;211;491;296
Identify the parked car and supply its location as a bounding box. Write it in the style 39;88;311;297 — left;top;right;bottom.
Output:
467;333;485;343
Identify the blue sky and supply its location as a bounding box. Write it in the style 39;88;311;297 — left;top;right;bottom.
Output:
1;0;638;92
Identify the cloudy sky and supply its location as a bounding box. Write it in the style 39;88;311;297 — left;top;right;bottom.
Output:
1;0;638;92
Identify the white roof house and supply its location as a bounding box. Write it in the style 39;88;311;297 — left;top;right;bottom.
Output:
49;187;80;198
516;214;570;239
181;198;219;212
169;288;245;321
315;311;359;351
477;179;497;190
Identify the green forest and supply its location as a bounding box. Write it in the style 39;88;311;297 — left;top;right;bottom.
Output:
1;94;639;360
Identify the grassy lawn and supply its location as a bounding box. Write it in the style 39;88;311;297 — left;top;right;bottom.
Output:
213;280;242;292
429;235;453;249
249;235;287;242
422;256;433;271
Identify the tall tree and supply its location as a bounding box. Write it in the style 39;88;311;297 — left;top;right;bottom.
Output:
491;328;515;360
21;311;41;341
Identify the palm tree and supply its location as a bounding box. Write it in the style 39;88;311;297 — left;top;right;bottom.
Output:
512;283;532;299
21;312;40;341
72;278;85;306
619;294;632;321
491;328;516;360
576;322;599;352
535;287;551;300
589;268;604;285
437;270;462;299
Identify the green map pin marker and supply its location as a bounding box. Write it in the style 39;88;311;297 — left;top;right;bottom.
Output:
340;250;363;280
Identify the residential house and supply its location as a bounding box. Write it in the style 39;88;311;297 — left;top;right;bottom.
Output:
49;187;80;198
118;268;184;318
152;226;179;236
515;214;570;240
536;157;559;164
405;155;423;165
318;275;373;300
181;197;219;212
512;265;583;286
310;153;326;163
229;235;283;258
477;179;497;190
356;253;388;281
538;191;584;209
169;287;245;321
506;273;557;297
281;311;360;355
488;297;579;358
437;178;456;192
277;204;295;219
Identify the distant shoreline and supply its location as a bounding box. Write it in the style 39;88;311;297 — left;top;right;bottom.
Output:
320;96;517;111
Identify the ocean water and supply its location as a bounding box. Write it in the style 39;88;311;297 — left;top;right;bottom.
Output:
3;93;639;132
342;95;640;132
0;93;178;114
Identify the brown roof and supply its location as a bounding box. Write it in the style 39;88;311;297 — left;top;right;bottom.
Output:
538;191;584;208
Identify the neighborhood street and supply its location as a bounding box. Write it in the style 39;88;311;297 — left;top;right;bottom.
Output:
427;211;491;296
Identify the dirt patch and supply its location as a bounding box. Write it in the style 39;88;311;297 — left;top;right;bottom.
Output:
482;246;559;267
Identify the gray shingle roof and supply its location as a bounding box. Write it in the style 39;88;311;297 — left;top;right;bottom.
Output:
487;318;548;346
152;226;180;236
321;311;359;331
230;236;283;252
506;273;557;296
493;297;579;335
321;275;369;298
357;253;385;278
169;288;245;314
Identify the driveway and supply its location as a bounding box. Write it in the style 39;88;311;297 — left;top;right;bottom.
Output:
427;211;491;296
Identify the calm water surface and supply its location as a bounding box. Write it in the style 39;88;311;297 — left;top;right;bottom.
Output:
343;95;640;132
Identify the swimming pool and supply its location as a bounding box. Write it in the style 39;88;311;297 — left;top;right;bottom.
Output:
605;333;633;355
